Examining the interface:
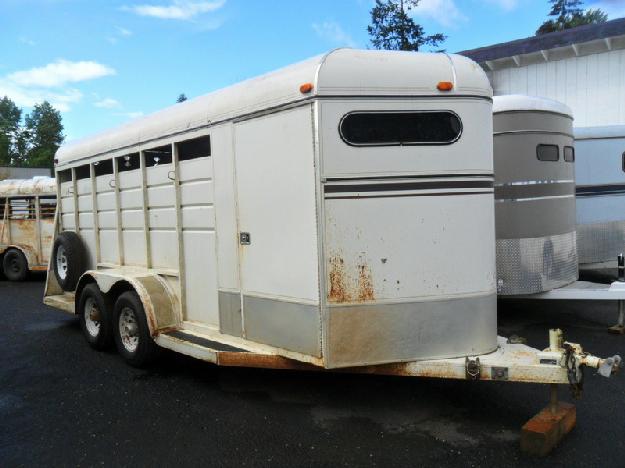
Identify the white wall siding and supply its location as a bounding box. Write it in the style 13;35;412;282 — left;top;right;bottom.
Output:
488;49;625;126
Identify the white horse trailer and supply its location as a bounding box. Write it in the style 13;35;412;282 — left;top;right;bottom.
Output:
0;177;56;281
575;125;625;269
493;96;578;295
43;50;617;408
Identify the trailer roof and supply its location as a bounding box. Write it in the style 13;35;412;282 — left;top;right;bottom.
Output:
56;49;491;165
574;125;625;140
493;95;573;117
459;17;625;64
0;177;56;197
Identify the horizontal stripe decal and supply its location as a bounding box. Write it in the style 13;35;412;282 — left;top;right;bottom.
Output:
325;180;493;194
325;173;492;182
576;184;625;197
495;182;574;200
327;191;493;200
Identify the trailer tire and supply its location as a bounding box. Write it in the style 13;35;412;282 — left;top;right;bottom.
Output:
78;283;114;350
113;291;160;367
53;231;87;291
3;249;28;281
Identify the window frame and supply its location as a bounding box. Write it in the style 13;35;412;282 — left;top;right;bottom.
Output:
563;146;575;163
338;110;463;147
536;144;560;162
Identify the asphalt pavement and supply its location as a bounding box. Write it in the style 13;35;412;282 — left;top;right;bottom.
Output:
1;276;624;467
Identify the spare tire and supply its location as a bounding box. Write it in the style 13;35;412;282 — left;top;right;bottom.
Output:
53;231;87;291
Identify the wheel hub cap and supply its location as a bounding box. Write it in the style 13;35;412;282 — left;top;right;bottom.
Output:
83;297;101;338
119;307;139;353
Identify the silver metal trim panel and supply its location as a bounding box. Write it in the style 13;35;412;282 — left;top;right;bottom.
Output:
218;291;243;337
496;231;578;295
578;220;625;265
243;295;321;357
326;293;497;368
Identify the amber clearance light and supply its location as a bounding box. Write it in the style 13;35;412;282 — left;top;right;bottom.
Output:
300;82;314;94
437;81;454;91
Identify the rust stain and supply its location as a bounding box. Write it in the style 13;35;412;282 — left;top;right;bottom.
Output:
328;255;376;303
357;263;375;302
328;255;351;303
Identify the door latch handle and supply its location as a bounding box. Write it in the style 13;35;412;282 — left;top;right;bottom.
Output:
239;232;251;245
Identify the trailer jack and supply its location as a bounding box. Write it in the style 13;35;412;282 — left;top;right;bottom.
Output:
520;329;621;456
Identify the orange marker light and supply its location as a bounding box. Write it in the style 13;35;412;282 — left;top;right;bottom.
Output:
300;82;314;94
437;81;454;91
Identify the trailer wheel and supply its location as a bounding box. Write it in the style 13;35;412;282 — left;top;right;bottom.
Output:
2;249;28;281
113;291;160;367
78;283;113;350
52;231;87;291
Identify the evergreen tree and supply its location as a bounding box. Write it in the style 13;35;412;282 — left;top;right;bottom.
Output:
0;96;22;166
177;93;188;103
368;0;445;51
537;0;607;35
23;101;64;169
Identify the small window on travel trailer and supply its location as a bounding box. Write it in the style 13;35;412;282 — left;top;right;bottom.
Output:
145;145;172;167
537;144;559;162
39;196;57;219
94;159;114;176
564;146;575;162
177;135;211;161
9;197;35;220
116;153;140;172
0;198;5;219
622;152;625;173
339;111;462;146
74;164;91;180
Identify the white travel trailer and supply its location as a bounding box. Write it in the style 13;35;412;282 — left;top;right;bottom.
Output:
575;125;625;269
493;96;578;295
43;50;617;394
0;177;56;281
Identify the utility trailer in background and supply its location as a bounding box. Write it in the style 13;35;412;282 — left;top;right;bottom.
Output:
42;49;619;455
575;125;625;271
0;177;56;281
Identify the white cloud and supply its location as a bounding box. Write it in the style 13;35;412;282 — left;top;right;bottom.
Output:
482;0;518;11
19;36;36;46
0;59;116;112
589;0;625;17
124;0;225;20
116;26;133;37
0;80;82;112
312;21;357;47
411;0;467;28
94;98;121;109
7;60;115;88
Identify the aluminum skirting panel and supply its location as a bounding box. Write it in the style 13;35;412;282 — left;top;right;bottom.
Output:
496;231;578;295
243;295;321;358
326;293;497;369
218;291;243;337
577;221;625;265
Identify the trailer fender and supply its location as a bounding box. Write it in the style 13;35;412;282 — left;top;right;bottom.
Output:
75;271;179;335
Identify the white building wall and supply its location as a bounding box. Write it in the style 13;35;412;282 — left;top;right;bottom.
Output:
487;48;625;126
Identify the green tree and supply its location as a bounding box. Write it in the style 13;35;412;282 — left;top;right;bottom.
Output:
177;93;188;103
368;0;445;51
0;96;22;166
537;0;607;35
23;101;64;169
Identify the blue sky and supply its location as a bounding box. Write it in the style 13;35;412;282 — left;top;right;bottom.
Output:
1;0;624;142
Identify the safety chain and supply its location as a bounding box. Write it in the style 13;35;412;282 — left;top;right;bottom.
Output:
563;343;584;399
